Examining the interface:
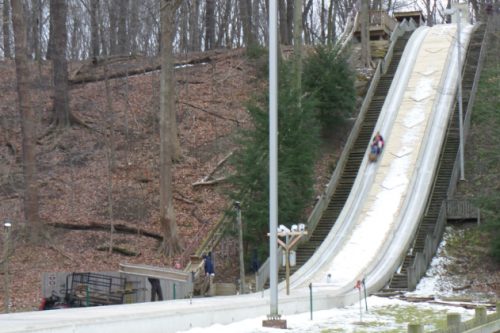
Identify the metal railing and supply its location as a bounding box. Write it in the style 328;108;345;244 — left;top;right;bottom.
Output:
407;201;447;291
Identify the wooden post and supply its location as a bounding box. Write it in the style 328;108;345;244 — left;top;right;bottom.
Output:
407;323;424;333
285;248;290;295
235;202;246;294
475;306;487;324
447;313;461;330
208;274;215;296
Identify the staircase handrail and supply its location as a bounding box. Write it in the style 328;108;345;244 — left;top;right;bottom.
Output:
448;22;488;198
407;201;447;291
181;206;233;273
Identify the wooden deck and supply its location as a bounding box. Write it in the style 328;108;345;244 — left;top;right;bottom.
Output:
446;199;480;223
353;11;397;41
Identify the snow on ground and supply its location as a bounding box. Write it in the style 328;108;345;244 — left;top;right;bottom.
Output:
180;296;475;333
180;227;493;333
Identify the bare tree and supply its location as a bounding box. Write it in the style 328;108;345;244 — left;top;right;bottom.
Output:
31;0;42;61
189;0;201;51
293;0;302;90
159;0;183;256
360;0;371;68
240;0;255;47
371;0;382;10
90;0;100;58
117;0;128;54
51;0;71;127
2;0;12;58
217;0;232;48
46;0;56;59
329;0;339;44
286;0;293;44
98;0;108;56
129;0;139;54
279;0;288;43
205;0;215;50
179;1;190;51
108;0;118;55
11;0;40;242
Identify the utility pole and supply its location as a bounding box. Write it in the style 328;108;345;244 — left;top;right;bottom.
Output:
234;201;246;294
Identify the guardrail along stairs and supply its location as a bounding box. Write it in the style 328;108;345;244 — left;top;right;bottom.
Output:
273;32;414;284
386;23;486;292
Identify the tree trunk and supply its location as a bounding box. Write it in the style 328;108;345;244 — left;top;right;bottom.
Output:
117;0;128;54
205;0;216;50
320;0;325;43
189;0;201;51
11;0;40;242
360;0;371;68
70;12;80;60
129;0;139;54
2;0;11;58
286;0;293;45
327;0;334;44
279;0;288;44
293;0;302;91
98;1;108;56
240;0;255;47
51;0;71;127
252;0;259;43
179;1;189;52
90;0;100;58
46;0;55;60
217;0;231;48
159;0;183;256
31;0;42;61
424;0;432;26
108;0;118;55
371;0;381;10
103;64;115;253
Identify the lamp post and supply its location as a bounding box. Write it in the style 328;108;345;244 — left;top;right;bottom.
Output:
3;220;12;313
445;6;465;181
268;0;279;322
234;201;246;294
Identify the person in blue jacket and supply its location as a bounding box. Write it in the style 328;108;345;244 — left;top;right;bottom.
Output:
203;252;215;276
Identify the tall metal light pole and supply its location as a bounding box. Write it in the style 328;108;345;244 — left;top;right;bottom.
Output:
268;0;279;320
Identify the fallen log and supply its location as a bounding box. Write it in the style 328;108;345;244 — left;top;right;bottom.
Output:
192;151;234;187
97;245;139;257
69;49;245;85
47;222;163;240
